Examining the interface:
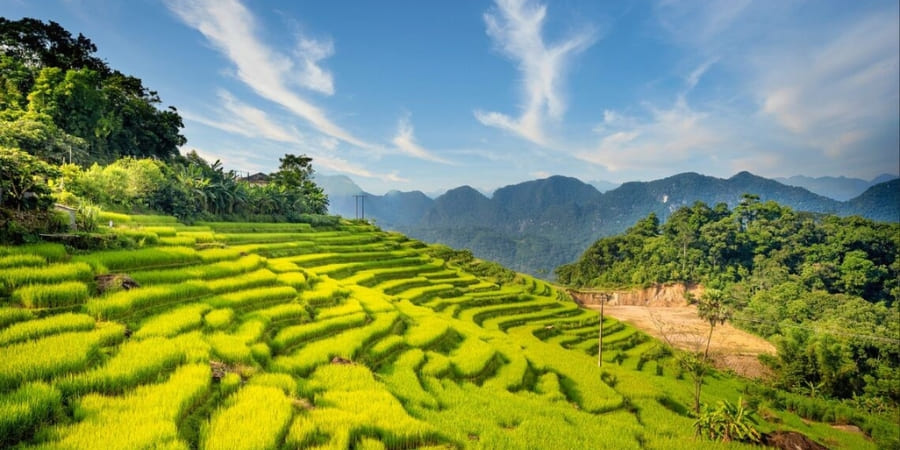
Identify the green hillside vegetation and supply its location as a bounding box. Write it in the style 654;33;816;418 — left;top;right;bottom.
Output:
0;215;892;449
558;195;899;416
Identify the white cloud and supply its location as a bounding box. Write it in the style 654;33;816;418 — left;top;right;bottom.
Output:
293;36;335;95
181;90;303;144
165;0;371;148
756;11;899;144
651;0;899;177
391;116;452;164
475;0;596;146
579;98;723;172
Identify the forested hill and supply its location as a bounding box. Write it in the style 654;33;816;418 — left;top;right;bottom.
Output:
557;196;899;412
320;172;900;276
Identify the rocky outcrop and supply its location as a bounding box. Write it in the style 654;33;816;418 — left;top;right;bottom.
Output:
568;283;703;307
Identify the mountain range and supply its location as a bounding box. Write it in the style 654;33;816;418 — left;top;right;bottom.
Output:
775;174;897;201
316;172;899;277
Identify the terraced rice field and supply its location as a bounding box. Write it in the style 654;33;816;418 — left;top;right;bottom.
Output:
0;216;873;449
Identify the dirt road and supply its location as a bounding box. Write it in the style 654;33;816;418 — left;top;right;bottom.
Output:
588;304;776;379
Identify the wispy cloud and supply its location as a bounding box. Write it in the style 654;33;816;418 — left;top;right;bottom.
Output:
581;97;723;172
755;10;899;151
391;116;452;164
614;0;900;179
293;36;335;95
165;0;370;148
475;0;596;146
181;90;303;144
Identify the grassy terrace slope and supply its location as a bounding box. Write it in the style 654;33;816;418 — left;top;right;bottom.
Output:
0;216;876;449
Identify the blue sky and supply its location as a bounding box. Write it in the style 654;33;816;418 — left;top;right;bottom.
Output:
3;0;898;194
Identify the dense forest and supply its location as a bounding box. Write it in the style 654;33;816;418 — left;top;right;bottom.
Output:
557;196;899;410
0;19;328;243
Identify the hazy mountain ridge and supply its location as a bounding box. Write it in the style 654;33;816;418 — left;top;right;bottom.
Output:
320;172;899;276
775;174;898;201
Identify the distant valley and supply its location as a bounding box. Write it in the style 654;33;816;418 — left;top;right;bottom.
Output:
318;172;900;277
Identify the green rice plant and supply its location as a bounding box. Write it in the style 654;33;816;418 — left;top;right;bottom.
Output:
378;276;430;295
0;254;45;269
267;258;301;273
0;312;95;345
74;246;199;272
276;271;307;289
449;336;498;378
0;307;33;329
351;260;445;288
381;349;438;409
249;303;309;324
413;375;643;449
197;221;314;233
129;255;265;286
247;372;297;395
85;280;210;320
397;283;457;304
139;226;177;237
177;230;216;243
534;372;567;402
133;303;212;339
345;285;396;313
316;297;364;319
128;214;178;224
357;438;387;450
273;312;398;375
0;262;92;293
0;382;62;447
300;275;350;307
158;236;196;246
270;311;368;353
204;308;234;329
44;363;210;450
128;267;197;285
97;211;132;224
483;344;529;392
201;384;294;450
12;281;90;308
195;254;265;279
506;326;623;413
250;343;271;365
287;363;436;449
205;285;297;311
216;232;318;245
55;335;200;395
207;333;254;364
404;317;451;348
0;243;67;262
207;268;277;294
198;247;244;263
114;229;160;245
368;335;405;361
0;323;125;391
420;352;451;376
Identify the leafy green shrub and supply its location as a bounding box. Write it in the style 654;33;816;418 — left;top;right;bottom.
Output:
694;397;761;443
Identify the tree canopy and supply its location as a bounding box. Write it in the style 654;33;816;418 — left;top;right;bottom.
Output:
0;18;185;165
557;198;899;408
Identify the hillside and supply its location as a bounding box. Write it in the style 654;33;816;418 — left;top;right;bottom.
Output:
0;215;884;449
322;172;900;276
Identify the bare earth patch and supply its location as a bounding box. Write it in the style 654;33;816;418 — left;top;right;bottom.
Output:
588;304;776;379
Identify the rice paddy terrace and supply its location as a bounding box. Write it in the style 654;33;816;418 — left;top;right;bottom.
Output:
0;215;875;449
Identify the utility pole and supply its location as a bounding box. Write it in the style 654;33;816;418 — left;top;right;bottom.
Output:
353;194;367;220
598;292;609;367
